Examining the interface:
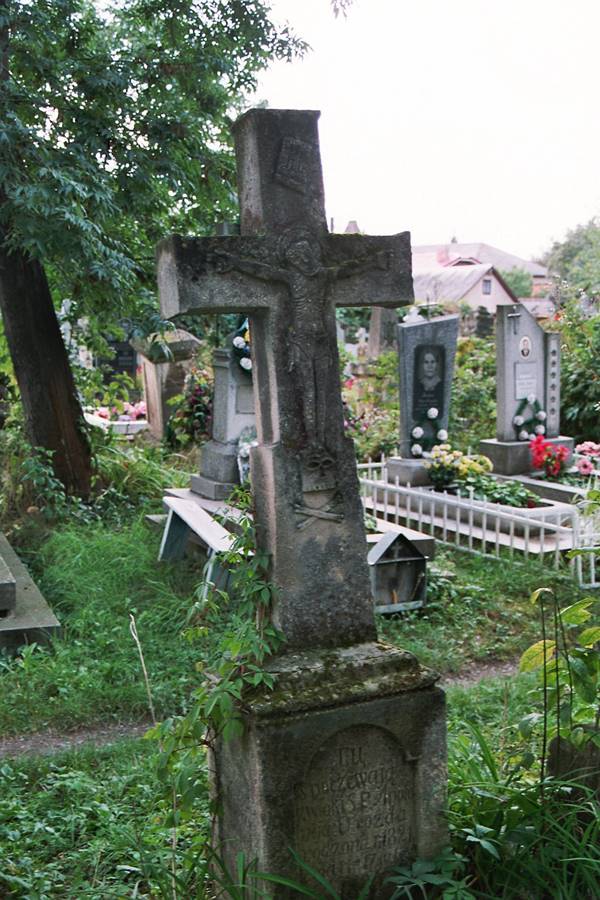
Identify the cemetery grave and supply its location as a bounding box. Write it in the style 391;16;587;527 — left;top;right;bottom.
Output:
0;35;599;898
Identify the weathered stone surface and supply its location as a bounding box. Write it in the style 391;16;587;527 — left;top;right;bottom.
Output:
213;643;447;899
386;457;431;486
157;108;445;893
158;109;413;650
133;329;200;440
0;553;16;611
0;535;60;651
395;314;459;458
192;344;256;499
368;306;398;358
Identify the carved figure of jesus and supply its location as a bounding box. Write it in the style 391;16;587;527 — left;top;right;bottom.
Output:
212;228;389;450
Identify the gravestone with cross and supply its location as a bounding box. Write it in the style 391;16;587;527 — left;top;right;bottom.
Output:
480;303;573;475
158;108;446;895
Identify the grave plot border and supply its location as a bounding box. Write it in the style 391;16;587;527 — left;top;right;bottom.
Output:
358;459;600;587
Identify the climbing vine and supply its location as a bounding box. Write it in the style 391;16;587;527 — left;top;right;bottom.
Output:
150;488;282;815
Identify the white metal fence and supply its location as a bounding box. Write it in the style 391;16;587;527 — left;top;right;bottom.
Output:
357;458;600;587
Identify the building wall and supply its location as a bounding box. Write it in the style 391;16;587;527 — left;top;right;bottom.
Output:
462;275;514;313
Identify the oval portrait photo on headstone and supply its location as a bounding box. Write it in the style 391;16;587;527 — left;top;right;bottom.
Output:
519;335;532;358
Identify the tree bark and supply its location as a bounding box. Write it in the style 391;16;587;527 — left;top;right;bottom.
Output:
0;244;93;496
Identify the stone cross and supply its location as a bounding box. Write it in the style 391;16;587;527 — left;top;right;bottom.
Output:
158;108;413;650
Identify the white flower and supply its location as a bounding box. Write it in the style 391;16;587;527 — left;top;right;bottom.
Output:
412;426;424;439
240;357;252;371
427;407;438;419
535;425;546;435
437;429;448;440
527;394;536;404
233;336;246;349
513;415;524;426
536;410;547;421
411;443;423;456
519;429;529;441
239;446;250;458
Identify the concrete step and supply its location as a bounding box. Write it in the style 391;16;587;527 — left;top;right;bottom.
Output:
0;534;60;652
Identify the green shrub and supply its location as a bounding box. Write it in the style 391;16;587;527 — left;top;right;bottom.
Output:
559;301;600;443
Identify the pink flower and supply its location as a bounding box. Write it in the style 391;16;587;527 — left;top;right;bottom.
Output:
577;457;595;475
576;441;600;457
97;407;109;419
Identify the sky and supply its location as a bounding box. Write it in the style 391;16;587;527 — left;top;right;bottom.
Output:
251;0;600;261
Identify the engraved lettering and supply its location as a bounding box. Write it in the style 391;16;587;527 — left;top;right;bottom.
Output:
294;726;415;885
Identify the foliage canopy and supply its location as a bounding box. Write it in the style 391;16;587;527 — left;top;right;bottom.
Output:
0;0;304;338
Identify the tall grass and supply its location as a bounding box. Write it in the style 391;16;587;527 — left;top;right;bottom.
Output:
0;519;202;734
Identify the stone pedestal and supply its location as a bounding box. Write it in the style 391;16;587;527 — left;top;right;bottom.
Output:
191;346;255;500
386;457;431;486
212;643;447;899
479;436;574;476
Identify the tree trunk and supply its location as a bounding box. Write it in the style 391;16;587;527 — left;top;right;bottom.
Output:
0;0;92;497
0;244;93;496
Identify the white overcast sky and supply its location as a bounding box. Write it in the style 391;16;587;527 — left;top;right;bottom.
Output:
251;0;600;261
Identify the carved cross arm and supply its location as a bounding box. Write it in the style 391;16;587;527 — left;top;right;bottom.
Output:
325;232;413;309
157;234;279;319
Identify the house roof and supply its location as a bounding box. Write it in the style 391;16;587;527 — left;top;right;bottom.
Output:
412;242;547;278
413;264;517;304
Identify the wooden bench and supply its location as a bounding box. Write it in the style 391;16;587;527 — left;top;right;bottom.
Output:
159;496;235;561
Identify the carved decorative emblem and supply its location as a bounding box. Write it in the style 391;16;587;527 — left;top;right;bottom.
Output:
274;136;314;194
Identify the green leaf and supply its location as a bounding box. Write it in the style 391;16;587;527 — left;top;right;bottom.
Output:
529;587;554;606
560;599;594;625
519;640;556;672
578;626;600;647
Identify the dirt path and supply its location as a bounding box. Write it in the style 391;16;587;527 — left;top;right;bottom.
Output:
0;721;152;760
441;656;519;688
0;658;520;760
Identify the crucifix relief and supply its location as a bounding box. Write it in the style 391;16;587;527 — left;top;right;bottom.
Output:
158;108;413;650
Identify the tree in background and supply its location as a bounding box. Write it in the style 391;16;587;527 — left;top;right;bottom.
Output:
544;218;600;298
500;267;532;298
0;0;302;494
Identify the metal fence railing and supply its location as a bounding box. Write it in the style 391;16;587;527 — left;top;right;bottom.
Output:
357;458;600;587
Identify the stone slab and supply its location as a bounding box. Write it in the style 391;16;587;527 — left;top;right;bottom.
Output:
0;535;60;651
0;553;16;611
212;642;447;897
495;303;562;441
479;436;574;476
397;314;459;457
497;473;585;505
198;439;240;484
386;457;431;486
84;411;148;436
190;472;238;501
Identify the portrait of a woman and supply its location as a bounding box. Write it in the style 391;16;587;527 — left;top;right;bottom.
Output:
413;345;445;418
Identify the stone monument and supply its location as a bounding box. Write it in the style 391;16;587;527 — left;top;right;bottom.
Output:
480;303;573;475
190;338;256;499
387;314;459;485
133;329;201;440
158;108;446;896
